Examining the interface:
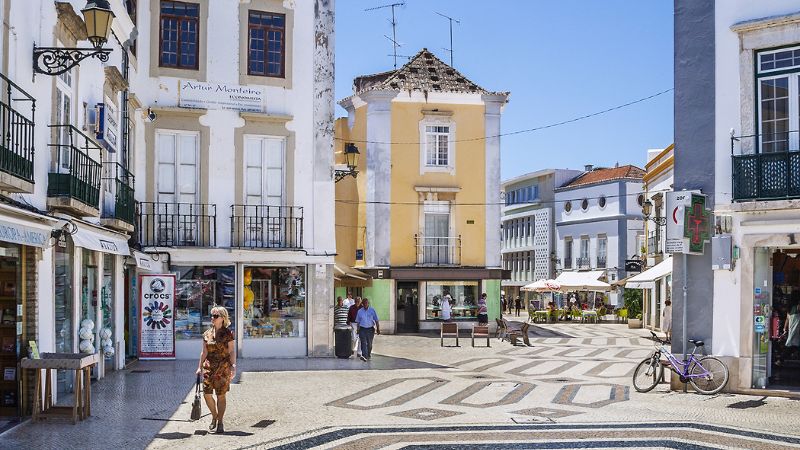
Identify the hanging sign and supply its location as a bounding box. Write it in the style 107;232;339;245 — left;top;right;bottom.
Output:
684;194;711;255
665;190;703;254
179;80;266;113
138;274;176;359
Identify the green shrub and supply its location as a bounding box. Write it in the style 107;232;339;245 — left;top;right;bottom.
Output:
623;289;643;320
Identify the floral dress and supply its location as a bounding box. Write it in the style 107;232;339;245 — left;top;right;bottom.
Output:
202;327;234;395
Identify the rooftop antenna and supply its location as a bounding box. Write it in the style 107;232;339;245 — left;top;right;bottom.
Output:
365;2;406;69
435;11;460;66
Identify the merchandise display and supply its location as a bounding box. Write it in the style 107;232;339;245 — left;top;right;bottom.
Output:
243;266;306;339
425;281;479;320
174;266;236;340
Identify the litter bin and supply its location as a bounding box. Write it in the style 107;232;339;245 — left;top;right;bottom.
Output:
334;325;352;358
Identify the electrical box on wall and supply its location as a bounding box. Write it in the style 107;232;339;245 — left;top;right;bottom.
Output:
712;235;733;270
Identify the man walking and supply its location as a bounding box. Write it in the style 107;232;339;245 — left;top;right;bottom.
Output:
343;292;355;309
334;297;349;327
347;297;363;358
355;298;380;361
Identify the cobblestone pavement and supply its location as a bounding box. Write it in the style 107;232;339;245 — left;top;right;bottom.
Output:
2;323;799;449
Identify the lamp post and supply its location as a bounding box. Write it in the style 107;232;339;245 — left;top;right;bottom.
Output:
642;199;666;226
33;0;115;76
334;143;360;182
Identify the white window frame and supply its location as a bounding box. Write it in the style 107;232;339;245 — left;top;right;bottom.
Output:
243;134;286;206
756;46;800;153
419;116;456;174
155;129;200;205
54;48;74;172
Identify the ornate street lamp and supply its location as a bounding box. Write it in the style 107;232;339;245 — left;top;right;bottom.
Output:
642;199;666;226
334;143;360;182
33;0;115;76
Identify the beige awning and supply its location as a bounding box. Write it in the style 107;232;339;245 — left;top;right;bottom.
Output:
334;263;369;281
554;270;612;292
625;257;673;289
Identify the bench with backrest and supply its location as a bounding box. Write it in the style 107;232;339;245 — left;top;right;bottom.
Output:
441;322;459;347
472;324;490;347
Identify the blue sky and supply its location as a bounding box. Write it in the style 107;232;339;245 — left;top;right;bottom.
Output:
334;0;674;180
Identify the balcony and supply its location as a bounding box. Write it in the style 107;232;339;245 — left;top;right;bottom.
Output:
230;205;303;249
732;132;800;201
47;125;101;216
0;74;35;192
576;257;590;269
100;162;135;232
136;202;216;247
415;235;461;266
597;255;607;269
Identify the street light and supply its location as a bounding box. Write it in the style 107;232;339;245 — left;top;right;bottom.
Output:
642;199;666;226
334;143;360;182
33;0;115;76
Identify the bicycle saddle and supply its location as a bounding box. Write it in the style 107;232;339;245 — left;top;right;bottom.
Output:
688;339;704;347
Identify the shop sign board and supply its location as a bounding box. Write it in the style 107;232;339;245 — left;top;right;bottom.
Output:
665;190;704;254
138;274;176;360
0;219;49;247
754;315;766;333
179;80;266;113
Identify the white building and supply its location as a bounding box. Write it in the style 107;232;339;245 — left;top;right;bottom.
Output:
129;0;336;359
554;165;645;306
0;0;137;417
676;0;800;393
500;169;581;304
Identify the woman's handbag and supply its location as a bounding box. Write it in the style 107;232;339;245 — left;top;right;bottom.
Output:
190;374;202;421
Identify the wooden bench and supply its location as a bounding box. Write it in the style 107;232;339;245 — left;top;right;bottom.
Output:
472;324;490;347
506;322;532;347
441;322;459;347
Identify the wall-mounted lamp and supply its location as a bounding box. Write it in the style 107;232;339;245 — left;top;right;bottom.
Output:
642;199;666;226
33;0;115;76
334;143;360;182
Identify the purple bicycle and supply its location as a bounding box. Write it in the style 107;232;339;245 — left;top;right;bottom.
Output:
632;331;729;395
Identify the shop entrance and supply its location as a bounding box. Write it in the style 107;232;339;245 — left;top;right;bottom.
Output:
753;249;800;389
0;243;20;418
396;282;418;333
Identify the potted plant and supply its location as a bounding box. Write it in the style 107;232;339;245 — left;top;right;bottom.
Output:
623;289;643;329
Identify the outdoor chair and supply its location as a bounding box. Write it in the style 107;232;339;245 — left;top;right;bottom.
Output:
507;322;532;346
472;324;490;347
527;309;535;323
441;322;459;347
617;308;629;324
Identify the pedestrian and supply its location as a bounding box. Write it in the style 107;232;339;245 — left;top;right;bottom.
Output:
507;295;513;314
662;299;673;342
343;292;355;309
347;297;363;358
477;293;488;324
196;306;235;434
500;296;506;317
441;294;452;321
356;298;380;361
334;297;349;327
515;296;522;317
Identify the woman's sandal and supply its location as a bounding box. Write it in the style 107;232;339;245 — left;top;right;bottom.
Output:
209;418;217;432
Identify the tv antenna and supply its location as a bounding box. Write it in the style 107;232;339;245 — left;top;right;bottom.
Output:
365;2;406;69
436;12;460;67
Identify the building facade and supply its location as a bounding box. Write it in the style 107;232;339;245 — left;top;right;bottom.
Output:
500;169;581;304
129;0;336;359
554;165;645;306
676;0;800;393
0;0;137;419
335;49;508;333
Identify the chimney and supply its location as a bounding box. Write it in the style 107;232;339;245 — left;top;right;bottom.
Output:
584;164;594;172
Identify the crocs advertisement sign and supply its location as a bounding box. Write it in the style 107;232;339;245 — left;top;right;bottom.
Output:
139;274;177;360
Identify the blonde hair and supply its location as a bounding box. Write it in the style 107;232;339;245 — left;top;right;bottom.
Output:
210;306;231;328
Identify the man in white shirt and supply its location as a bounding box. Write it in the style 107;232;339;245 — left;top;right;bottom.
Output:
343;292;355;309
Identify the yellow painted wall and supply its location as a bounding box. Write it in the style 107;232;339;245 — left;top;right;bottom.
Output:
334;106;368;268
389;102;487;267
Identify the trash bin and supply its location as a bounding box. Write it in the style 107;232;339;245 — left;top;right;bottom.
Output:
334;326;352;359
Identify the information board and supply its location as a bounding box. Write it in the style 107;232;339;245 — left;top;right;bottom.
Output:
138;274;176;360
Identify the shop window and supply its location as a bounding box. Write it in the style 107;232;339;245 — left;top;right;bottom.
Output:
101;256;115;366
54;238;73;397
0;243;20;414
243;266;305;339
173;266;236;340
424;281;479;320
80;251;99;359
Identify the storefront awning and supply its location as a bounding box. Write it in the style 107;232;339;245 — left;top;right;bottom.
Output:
0;217;51;248
625;256;673;289
334;263;369;281
71;224;131;256
132;250;158;271
554;270;612;291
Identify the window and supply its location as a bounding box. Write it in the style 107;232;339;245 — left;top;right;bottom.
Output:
564;237;572;268
244;136;284;206
156;130;198;205
564;201;572;213
174;266;236;340
242;266;305;339
425;125;450;166
54;64;73;171
425;281;479;320
159;1;200;69
581;198;588;211
126;0;137;56
248;11;285;77
637;194;644;207
580;237;590;260
423;210;451;264
597;236;607;267
598;196;606;208
756;46;800;153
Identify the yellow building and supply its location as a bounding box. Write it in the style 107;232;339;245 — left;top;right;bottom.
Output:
334;49;509;333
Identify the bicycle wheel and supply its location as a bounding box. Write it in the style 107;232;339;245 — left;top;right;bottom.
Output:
632;356;661;393
689;356;729;395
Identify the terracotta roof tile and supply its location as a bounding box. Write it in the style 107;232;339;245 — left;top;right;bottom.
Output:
561;165;645;188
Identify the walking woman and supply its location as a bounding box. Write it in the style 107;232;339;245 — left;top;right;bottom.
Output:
196;306;236;434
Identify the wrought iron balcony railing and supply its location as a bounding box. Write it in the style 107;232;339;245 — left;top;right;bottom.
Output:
0;73;35;184
576;257;590;269
47;125;101;209
230;205;303;249
136;202;216;247
415;235;461;266
732;131;800;201
101;162;135;225
597;255;607;269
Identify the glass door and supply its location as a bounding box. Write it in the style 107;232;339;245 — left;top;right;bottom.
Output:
752;247;772;388
396;282;418;333
54;239;74;397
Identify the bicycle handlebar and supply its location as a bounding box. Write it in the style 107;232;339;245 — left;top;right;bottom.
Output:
650;331;666;345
